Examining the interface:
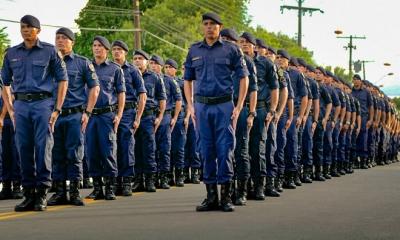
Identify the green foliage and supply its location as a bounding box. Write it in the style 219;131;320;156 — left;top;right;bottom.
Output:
392;97;400;111
0;27;10;67
325;66;351;84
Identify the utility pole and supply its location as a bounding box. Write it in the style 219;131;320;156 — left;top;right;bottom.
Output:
133;0;141;49
336;34;366;81
360;60;374;80
280;0;324;47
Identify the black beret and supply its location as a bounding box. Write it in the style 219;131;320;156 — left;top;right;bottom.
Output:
133;49;150;60
220;28;239;42
165;59;178;69
256;38;268;49
289;57;299;66
240;32;256;45
325;70;334;78
112;40;129;52
297;58;307;67
150;54;164;66
332;75;339;82
202;12;223;25
353;74;362;80
306;64;316;72
93;36;111;50
268;46;277;55
20;15;40;29
56;27;75;41
277;49;290;60
316;66;326;75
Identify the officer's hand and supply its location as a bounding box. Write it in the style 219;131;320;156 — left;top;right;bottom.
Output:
0;117;4;131
343;123;349;132
49;111;59;133
373;122;379;129
81;112;89;133
285;119;292;131
113;115;121;133
231;107;241;130
331;121;335;129
273;113;281;124
356;127;361;137
154;117;161;132
132;118;140;133
302;116;308;127
366;120;372;129
295;117;302;128
322;118;328;130
247;115;255;129
184;117;190;132
311;122;317;135
351;123;355;131
170;117;177;131
187;105;196;123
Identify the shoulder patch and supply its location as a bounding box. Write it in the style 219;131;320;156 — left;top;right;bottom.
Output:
88;63;95;72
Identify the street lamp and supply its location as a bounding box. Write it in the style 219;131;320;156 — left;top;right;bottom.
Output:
375;72;394;85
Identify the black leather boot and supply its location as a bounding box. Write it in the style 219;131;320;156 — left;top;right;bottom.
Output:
330;162;340;177
69;180;85;206
14;187;36;212
145;174;156;192
82;178;93;189
313;166;326;181
12;180;23;199
34;187;49;211
132;173;145;192
121;177;132;196
191;168;201;184
220;182;235;212
275;174;284;192
294;171;302;186
338;162;346;175
183;167;191;183
301;167;313;183
283;172;296;189
49;181;56;193
104;177;116;200
254;177;266;200
175;168;185;187
0;180;13;200
347;161;354;174
159;172;170;189
196;184;219;211
48;181;68;206
86;177;104;200
265;177;280;197
323;164;332;179
360;157;368;169
234;179;247;206
115;177;123;196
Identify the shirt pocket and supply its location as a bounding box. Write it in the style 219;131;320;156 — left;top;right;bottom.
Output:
32;60;48;80
99;75;114;93
145;81;155;99
9;61;23;83
214;58;231;77
191;59;204;80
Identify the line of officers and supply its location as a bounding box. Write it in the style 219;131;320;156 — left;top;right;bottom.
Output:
0;15;399;213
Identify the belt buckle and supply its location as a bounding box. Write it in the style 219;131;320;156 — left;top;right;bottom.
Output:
26;93;33;102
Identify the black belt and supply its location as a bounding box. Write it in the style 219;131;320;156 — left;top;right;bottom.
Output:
92;105;115;115
124;102;137;111
234;99;250;109
194;95;232;105
14;92;52;102
61;106;84;116
256;101;269;109
142;109;155;117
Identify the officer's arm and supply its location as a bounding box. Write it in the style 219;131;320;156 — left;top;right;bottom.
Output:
0;101;7;120
304;98;312;119
55;81;68;111
357;114;361;131
2;86;13;116
236;77;249;111
117;92;126;119
276;87;288;118
287;98;294;122
324;103;332;122
173;100;182;121
333;105;341;123
86;85;100;113
351;111;357;127
299;96;308;119
375;109;381;126
172;81;182;123
136;93;147;122
339;105;346;125
313;99;320;122
184;81;193;109
270;89;279;112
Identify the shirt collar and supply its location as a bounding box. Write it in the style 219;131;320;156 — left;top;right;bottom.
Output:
200;37;223;48
17;39;43;49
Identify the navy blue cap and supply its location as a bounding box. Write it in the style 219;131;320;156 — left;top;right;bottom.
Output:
240;32;256;45
277;49;290;60
353;74;362;80
20;15;40;29
289;57;299;66
202;12;223;25
56;27;75;41
256;38;268;49
150;54;164;66
316;66;326;75
220;28;239;42
93;36;111;50
306;64;316;72
297;58;307;67
165;59;178;69
325;70;334;78
332;75;339;82
112;40;129;52
268;46;277;55
133;49;150;60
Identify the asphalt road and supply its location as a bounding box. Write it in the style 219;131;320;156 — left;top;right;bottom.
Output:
0;163;399;240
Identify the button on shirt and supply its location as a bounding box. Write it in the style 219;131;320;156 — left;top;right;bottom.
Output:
184;39;249;97
1;40;68;93
142;70;166;110
62;53;99;108
121;61;147;103
352;87;372;117
93;59;126;108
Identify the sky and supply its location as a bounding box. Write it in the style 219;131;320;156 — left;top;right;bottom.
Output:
0;0;399;95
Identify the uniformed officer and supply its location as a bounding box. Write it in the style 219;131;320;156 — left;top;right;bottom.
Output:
85;36;126;201
351;74;374;169
0;88;22;200
47;28;100;206
150;54;182;189
255;38;268;57
111;40;147;196
132;50;166;193
1;15;69;211
313;67;332;181
165;59;187;187
184;12;249;212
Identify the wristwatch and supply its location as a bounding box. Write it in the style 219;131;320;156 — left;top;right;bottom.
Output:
84;109;92;118
269;110;276;117
313;120;318;124
248;111;257;118
53;108;62;115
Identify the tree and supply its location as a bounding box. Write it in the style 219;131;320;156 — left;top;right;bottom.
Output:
0;27;10;67
325;66;351;84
